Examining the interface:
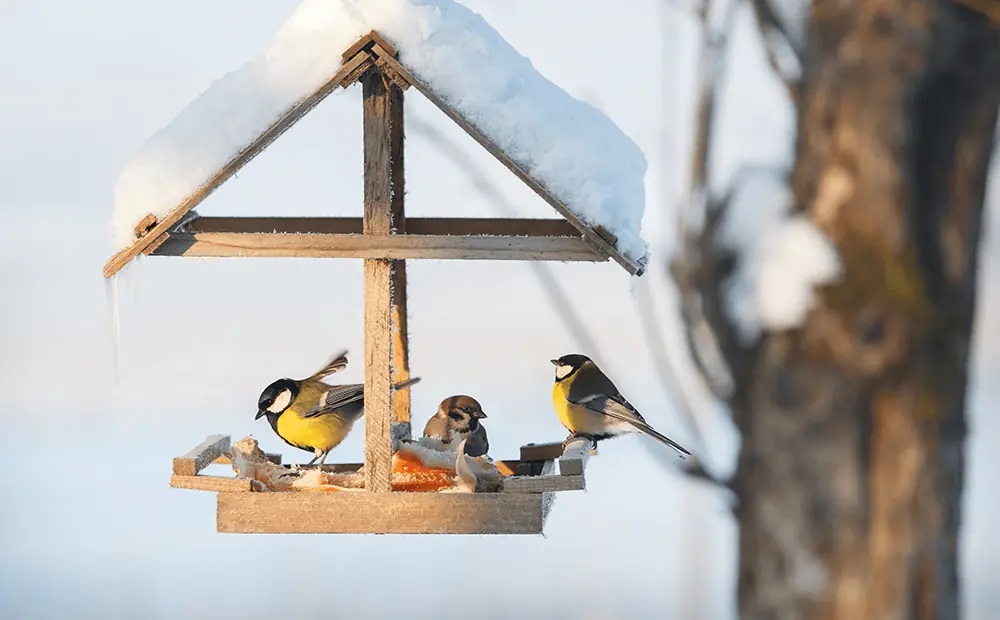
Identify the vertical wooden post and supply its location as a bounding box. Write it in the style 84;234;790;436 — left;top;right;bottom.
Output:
362;69;407;493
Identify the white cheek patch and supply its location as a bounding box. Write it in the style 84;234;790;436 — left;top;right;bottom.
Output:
555;365;575;380
268;389;292;412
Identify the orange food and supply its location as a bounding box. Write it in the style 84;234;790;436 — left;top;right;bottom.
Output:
391;450;457;492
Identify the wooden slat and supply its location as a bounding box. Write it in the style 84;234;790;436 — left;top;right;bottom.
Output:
170;474;254;493
102;51;372;279
217;491;545;534
341;30;398;63
503;458;585;494
369;43;646;277
173;435;230;476
183;216;582;238
150;232;603;261
519;441;567;462
559;437;596;477
361;69;403;494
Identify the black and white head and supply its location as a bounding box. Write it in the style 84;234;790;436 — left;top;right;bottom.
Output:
256;378;299;420
551;354;592;382
436;395;487;434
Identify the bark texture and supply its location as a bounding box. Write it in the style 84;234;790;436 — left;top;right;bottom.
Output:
735;2;1000;619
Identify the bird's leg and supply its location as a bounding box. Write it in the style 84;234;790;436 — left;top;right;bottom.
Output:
562;432;584;453
562;432;598;454
305;449;322;466
318;450;330;466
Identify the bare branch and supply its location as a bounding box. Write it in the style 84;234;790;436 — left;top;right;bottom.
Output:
669;0;746;396
749;0;802;101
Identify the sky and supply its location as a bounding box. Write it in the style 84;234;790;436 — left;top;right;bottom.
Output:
0;1;998;618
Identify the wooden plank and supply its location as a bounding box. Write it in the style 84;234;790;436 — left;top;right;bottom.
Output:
341;30;398;63
338;55;376;89
172;435;230;476
369;44;647;277
503;475;585;493
150;232;603;261
361;69;404;493
102;51;372;279
519;441;567;462
170;474;254;493
184;216;582;237
217;491;545;534
559;437;596;477
503;458;585;494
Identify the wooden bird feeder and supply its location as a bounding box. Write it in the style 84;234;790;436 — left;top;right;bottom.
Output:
106;31;637;535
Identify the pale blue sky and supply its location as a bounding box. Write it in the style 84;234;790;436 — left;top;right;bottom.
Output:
1;1;997;618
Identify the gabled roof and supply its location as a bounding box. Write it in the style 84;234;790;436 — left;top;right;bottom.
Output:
105;22;648;278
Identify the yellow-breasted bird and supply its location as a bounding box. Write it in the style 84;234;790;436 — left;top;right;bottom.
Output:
550;354;690;458
422;395;490;457
255;350;421;465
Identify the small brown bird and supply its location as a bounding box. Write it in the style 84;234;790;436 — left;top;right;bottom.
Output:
422;395;490;457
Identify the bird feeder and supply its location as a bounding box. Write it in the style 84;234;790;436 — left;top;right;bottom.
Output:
105;31;643;535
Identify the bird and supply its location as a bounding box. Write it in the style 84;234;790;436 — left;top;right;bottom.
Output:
550;354;690;458
422;395;490;457
255;350;421;465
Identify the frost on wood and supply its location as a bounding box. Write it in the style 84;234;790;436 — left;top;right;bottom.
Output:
719;174;841;342
111;0;648;260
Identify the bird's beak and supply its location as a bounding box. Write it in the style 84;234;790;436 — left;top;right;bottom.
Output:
475;411;487;419
550;359;559;366
255;409;266;420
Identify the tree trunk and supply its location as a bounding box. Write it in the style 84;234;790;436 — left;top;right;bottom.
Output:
735;2;1000;619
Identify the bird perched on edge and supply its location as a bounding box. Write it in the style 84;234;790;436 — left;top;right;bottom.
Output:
550;354;690;458
422;395;490;457
256;350;421;465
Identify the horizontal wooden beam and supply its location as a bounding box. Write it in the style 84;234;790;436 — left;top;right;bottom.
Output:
217;490;547;534
173;434;230;476
184;216;582;238
170;474;255;493
502;460;584;493
150;231;604;262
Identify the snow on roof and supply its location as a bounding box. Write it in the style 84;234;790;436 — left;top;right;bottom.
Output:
111;0;649;261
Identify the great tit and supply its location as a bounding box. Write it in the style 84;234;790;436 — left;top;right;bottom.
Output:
422;395;490;457
255;350;421;465
551;354;690;458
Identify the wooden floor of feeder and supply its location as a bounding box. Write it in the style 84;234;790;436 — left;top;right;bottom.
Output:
170;435;595;535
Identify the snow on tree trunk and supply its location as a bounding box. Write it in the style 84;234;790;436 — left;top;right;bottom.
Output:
735;2;1000;619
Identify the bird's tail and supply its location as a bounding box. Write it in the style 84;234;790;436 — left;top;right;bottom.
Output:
392;376;421;391
635;423;691;458
306;349;349;381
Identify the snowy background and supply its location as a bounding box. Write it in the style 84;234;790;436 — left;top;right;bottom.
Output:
1;1;997;618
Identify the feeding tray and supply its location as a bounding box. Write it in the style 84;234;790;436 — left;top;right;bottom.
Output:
170;434;595;535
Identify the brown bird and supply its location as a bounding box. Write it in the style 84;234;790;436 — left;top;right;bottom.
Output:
422;395;490;457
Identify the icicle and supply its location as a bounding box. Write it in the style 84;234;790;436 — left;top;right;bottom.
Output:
629;273;641;301
106;274;123;385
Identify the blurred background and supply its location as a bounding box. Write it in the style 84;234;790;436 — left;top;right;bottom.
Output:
1;1;997;618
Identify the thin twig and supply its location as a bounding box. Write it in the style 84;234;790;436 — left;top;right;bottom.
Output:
749;0;802;102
